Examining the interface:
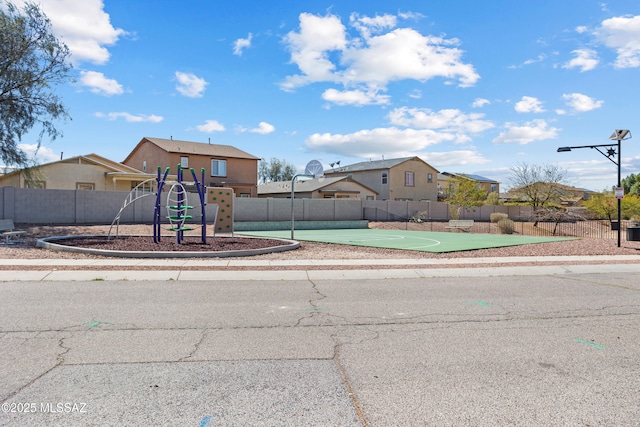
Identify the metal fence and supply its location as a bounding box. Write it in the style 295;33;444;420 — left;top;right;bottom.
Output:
371;218;637;239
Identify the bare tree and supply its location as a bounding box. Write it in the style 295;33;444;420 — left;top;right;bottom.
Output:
508;162;568;209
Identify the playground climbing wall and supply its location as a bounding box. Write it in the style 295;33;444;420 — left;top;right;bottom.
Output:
208;187;234;233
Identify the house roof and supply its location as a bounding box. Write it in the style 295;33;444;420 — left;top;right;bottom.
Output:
258;176;378;195
125;137;260;162
0;153;147;178
325;156;435;174
440;172;499;183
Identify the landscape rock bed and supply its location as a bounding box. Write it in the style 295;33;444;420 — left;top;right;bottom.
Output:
48;235;290;252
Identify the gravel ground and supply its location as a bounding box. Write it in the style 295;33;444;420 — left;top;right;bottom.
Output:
2;224;640;264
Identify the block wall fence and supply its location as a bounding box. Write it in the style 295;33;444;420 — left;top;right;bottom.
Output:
1;187;532;225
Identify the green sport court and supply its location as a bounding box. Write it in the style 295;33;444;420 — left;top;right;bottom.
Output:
240;229;576;253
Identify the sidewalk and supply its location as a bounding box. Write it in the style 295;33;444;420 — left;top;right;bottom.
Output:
1;255;640;281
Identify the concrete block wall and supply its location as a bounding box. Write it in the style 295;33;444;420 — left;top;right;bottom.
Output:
0;187;533;224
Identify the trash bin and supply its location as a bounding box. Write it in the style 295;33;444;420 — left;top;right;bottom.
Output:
611;221;620;231
627;226;640;241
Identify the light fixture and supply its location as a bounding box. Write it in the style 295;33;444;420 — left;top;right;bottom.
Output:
557;129;631;247
609;129;631;140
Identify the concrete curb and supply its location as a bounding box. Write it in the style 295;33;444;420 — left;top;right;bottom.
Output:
36;234;300;258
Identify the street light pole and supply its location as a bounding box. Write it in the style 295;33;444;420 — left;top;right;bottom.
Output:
616;136;622;248
557;129;631;248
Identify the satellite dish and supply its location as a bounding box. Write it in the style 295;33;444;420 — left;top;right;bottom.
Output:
304;160;324;178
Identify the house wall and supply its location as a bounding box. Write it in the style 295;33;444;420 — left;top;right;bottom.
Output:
123;141;258;197
0;162;121;191
260;180;377;199
319;180;377;199
388;158;438;201
332;170;390;199
1;187;534;224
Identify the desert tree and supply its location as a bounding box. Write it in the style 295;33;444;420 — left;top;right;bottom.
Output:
0;1;73;167
446;176;487;219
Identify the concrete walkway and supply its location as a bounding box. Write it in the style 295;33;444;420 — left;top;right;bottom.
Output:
1;255;640;281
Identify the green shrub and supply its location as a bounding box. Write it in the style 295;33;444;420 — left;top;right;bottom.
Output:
490;212;509;223
497;219;515;234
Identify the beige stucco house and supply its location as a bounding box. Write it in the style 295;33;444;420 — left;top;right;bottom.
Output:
258;176;377;199
123;137;260;197
323;156;439;201
0;153;152;191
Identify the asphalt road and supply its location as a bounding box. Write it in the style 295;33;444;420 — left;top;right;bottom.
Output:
1;269;639;426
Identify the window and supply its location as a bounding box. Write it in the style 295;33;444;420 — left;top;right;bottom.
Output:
490;184;497;192
405;171;415;187
180;156;189;168
240;193;250;198
76;183;95;190
381;172;388;185
427;173;433;183
211;159;227;176
142;161;147;172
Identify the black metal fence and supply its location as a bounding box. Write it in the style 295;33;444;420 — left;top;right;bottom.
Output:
369;217;638;239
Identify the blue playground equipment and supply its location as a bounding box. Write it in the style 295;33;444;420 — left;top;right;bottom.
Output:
154;165;207;244
109;165;208;244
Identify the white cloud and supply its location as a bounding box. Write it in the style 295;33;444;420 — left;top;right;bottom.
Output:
17;144;60;163
575;25;589;34
514;96;545;113
233;33;252;56
349;12;397;39
195;120;225;133
595;15;640;68
523;54;546;65
95;112;163;123
424;150;491;167
79;71;123;96
249;122;275;134
322;88;390;106
493;120;560;144
471;98;490;108
175;72;208;98
408;89;422;99
281;12;479;103
305;127;456;158
341;28;479;87
387;107;495;134
562;49;599;72
281;13;347;91
11;0;128;65
562;93;604;112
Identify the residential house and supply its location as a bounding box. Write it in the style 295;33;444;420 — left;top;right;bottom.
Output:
437;172;500;200
258;176;378;199
0;153;152;191
123;137;260;197
323;156;439;201
504;182;595;206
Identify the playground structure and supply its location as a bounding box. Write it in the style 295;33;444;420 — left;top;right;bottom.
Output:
109;165;217;244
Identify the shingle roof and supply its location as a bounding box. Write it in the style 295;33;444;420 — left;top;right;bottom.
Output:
258;176;377;195
142;137;260;160
324;156;420;174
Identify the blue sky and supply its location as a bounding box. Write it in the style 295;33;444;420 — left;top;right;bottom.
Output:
6;0;640;190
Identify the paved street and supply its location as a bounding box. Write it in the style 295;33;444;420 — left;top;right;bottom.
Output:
1;263;639;426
